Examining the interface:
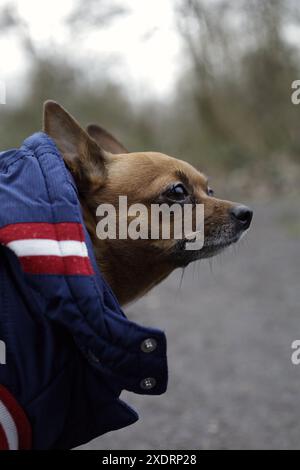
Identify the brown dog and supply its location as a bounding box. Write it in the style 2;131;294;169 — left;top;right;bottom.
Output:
43;101;252;305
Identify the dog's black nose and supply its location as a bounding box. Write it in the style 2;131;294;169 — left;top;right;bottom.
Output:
230;205;253;229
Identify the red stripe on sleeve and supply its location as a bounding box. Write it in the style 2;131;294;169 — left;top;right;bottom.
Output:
19;255;94;275
0;422;9;450
0;222;85;243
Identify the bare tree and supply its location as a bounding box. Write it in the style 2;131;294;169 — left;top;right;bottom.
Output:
67;0;128;29
176;0;300;166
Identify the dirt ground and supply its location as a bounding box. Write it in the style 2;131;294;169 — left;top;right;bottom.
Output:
80;199;300;450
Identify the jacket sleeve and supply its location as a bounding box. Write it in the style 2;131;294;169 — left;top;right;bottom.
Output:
0;385;31;450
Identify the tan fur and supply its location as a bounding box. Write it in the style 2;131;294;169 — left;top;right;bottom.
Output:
43;101;251;305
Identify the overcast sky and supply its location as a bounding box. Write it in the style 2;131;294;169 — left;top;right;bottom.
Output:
0;0;183;101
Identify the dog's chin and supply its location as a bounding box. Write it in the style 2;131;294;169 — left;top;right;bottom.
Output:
173;230;245;267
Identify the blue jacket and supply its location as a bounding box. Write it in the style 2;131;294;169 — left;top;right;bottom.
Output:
0;132;168;449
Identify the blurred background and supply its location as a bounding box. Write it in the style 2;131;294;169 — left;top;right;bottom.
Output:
1;0;300;450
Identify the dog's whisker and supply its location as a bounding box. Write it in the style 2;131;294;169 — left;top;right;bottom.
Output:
192;260;196;280
178;267;185;290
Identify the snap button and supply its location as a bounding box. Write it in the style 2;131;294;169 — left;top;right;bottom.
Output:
141;338;157;353
140;377;156;390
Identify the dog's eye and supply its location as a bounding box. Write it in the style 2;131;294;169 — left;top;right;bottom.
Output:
165;183;188;201
207;186;214;197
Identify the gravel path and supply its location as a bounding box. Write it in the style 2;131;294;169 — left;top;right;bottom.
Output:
80;200;300;450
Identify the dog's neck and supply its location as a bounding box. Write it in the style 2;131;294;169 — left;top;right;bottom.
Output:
81;199;173;305
95;241;172;306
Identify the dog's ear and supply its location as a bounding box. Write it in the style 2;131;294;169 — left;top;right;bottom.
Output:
43;101;108;192
86;124;128;154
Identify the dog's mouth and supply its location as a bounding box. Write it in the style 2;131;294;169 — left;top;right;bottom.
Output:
198;234;241;257
169;203;253;267
173;226;247;266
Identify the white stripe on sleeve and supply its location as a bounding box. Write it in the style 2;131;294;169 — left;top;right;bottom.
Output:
6;239;89;258
0;399;18;450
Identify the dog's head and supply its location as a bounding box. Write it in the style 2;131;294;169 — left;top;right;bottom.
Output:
44;101;252;305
